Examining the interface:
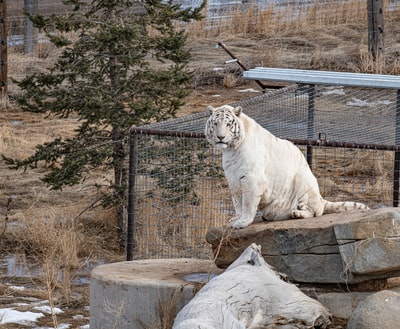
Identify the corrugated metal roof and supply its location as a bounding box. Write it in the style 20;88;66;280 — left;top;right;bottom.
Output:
243;68;400;89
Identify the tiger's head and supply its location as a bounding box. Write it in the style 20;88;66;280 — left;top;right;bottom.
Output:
205;105;245;150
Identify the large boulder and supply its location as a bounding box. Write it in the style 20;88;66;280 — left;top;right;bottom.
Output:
206;208;400;284
317;292;371;319
347;290;400;329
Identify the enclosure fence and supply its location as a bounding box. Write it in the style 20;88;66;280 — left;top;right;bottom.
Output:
128;83;400;260
4;1;400;260
3;0;400;99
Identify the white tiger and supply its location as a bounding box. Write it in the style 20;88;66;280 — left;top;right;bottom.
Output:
205;104;369;229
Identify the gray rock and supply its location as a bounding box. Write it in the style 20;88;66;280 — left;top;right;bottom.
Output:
206;208;400;283
347;290;400;329
339;237;400;275
317;292;371;319
335;208;400;276
334;208;400;241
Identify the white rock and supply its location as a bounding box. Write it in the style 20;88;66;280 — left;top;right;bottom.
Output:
173;243;331;329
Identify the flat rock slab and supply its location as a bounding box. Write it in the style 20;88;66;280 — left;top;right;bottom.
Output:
206;208;400;284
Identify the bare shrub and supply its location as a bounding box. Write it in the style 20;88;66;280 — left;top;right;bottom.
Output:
222;73;239;88
137;291;180;329
0;124;17;153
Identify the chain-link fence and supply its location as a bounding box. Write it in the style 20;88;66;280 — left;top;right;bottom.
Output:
128;84;400;260
5;1;400;260
3;0;400;98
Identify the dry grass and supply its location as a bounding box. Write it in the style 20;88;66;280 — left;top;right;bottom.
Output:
7;0;400;98
188;0;370;37
184;0;400;76
2;2;400;326
0;104;121;319
3;5;398;220
312;148;394;207
137;291;180;329
4;2;398;232
133;176;231;259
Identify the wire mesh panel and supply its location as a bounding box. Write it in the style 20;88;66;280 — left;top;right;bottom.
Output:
128;84;400;260
129;131;233;259
235;84;400;145
309;146;394;208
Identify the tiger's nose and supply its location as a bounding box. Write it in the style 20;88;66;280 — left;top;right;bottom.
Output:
217;135;225;141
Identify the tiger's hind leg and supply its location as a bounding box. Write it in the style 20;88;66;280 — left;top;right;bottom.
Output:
291;203;315;219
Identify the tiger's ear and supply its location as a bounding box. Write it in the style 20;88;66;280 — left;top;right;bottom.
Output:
207;106;215;115
233;106;242;116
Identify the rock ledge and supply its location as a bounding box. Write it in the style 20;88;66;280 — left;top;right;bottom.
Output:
206;208;400;284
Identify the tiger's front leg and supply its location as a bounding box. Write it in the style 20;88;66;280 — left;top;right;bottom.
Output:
230;177;261;229
228;191;242;225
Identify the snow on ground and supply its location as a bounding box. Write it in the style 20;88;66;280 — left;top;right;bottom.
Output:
346;97;394;107
239;88;260;93
0;308;44;325
0;300;88;328
33;305;64;314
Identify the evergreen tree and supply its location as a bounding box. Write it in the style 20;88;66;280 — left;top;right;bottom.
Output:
4;0;205;245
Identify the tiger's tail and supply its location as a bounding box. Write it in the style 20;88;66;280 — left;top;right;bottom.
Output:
323;200;369;214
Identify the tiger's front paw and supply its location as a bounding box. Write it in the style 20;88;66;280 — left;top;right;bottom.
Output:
230;217;254;229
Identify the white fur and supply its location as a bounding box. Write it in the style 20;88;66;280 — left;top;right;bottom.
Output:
173;244;331;329
205;104;369;229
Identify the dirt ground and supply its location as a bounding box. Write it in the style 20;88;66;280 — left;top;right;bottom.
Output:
2;17;400;328
0;71;349;329
0;65;265;329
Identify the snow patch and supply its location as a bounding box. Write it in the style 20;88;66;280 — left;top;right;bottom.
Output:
9;285;26;291
34;305;64;314
238;88;260;93
321;87;345;96
346;97;394;107
0;308;44;325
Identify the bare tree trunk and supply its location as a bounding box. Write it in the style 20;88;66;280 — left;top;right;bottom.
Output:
113;126;128;247
0;0;8;105
109;23;128;247
367;0;385;60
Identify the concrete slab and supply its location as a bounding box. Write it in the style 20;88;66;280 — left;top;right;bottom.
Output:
90;259;223;329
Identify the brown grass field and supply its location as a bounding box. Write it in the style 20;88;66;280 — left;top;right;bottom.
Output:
1;1;400;328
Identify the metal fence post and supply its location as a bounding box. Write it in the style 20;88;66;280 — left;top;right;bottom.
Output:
0;0;7;104
393;90;400;207
306;84;315;168
127;129;138;261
